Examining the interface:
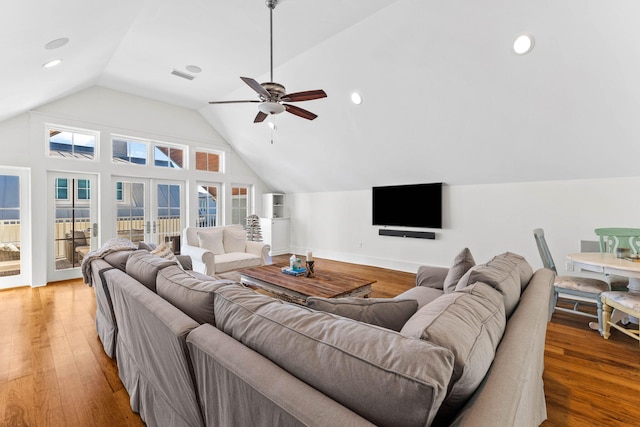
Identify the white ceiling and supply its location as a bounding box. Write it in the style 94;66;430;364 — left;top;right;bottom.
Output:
5;0;640;193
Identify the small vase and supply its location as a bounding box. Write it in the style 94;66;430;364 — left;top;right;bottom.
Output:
306;260;315;278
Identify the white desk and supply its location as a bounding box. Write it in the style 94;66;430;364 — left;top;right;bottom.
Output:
567;252;640;327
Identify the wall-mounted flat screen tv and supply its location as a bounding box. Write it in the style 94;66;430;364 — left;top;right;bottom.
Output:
372;182;442;228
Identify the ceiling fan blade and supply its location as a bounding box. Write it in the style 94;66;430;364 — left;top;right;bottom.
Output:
254;111;268;123
282;90;327;102
284;104;318;121
209;100;260;104
241;77;271;99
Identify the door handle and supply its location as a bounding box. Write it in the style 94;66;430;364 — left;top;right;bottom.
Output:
153;221;157;234
146;221;150;234
92;223;98;237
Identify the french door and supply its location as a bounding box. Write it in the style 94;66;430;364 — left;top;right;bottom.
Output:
0;168;29;289
114;177;184;253
47;172;98;281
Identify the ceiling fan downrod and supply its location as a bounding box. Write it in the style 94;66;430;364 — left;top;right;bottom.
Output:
266;0;278;82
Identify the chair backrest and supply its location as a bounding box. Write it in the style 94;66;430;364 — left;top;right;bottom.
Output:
533;228;558;274
594;228;640;254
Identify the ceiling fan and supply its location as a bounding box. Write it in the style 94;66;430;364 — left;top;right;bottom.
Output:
209;0;327;123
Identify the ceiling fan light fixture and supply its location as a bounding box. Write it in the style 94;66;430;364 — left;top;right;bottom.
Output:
259;102;285;115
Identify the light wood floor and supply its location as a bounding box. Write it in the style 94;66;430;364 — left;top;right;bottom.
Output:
1;257;639;426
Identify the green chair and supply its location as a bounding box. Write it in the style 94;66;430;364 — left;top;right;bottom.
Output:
534;228;610;332
594;228;640;288
594;228;640;254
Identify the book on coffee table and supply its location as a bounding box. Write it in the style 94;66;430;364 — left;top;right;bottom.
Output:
281;267;307;276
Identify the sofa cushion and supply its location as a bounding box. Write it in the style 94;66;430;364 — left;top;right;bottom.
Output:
151;242;184;270
306;297;418;332
103;250;131;271
498;251;534;290
125;250;177;292
156;265;234;324
400;282;506;425
443;247;476;293
395;286;444;309
415;265;449;289
223;226;246;253
214;252;261;274
197;228;225;255
213;284;454;427
456;255;521;317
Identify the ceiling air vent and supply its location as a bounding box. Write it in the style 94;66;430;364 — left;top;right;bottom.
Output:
171;69;195;80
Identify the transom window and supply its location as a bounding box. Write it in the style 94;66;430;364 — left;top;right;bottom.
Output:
112;138;147;165
48;127;97;160
195;150;223;173
154;145;184;169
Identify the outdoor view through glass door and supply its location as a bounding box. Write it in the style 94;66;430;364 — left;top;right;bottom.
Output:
114;178;184;253
49;173;97;280
0;172;26;289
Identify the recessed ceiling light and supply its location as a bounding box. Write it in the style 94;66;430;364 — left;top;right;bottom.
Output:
513;33;535;55
351;92;363;105
45;37;69;50
42;59;62;69
185;65;202;73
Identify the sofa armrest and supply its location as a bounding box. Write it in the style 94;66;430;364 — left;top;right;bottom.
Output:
181;244;216;275
246;241;271;265
416;265;449;289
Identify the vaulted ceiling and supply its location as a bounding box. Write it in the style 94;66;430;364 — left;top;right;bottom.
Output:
5;0;640;193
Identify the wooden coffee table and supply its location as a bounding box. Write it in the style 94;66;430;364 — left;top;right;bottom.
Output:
239;263;375;305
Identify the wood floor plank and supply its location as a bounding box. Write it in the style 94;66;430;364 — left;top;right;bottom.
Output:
1;257;639;426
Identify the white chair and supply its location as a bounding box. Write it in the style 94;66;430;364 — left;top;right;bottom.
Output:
181;225;270;277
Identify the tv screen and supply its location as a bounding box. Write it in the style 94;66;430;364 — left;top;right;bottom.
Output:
372;183;442;228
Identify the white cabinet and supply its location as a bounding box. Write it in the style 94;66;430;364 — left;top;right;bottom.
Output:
263;193;286;219
260;218;290;256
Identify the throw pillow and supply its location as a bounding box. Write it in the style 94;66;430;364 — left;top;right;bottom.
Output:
497;251;534;290
197;228;225;255
223;228;247;253
306;297;419;332
137;241;157;251
455;255;521;317
443;247;476;293
151;241;184;270
156;265;234;325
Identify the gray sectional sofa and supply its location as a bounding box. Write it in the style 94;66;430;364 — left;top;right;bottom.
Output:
86;246;555;427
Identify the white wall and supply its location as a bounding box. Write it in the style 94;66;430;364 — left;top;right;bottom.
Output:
0;86;270;287
288;177;640;274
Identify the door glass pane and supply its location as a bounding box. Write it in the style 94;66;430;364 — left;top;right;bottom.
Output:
198;185;218;227
116;181;145;244
0;175;21;277
157;184;181;253
231;186;249;225
54;177;91;270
